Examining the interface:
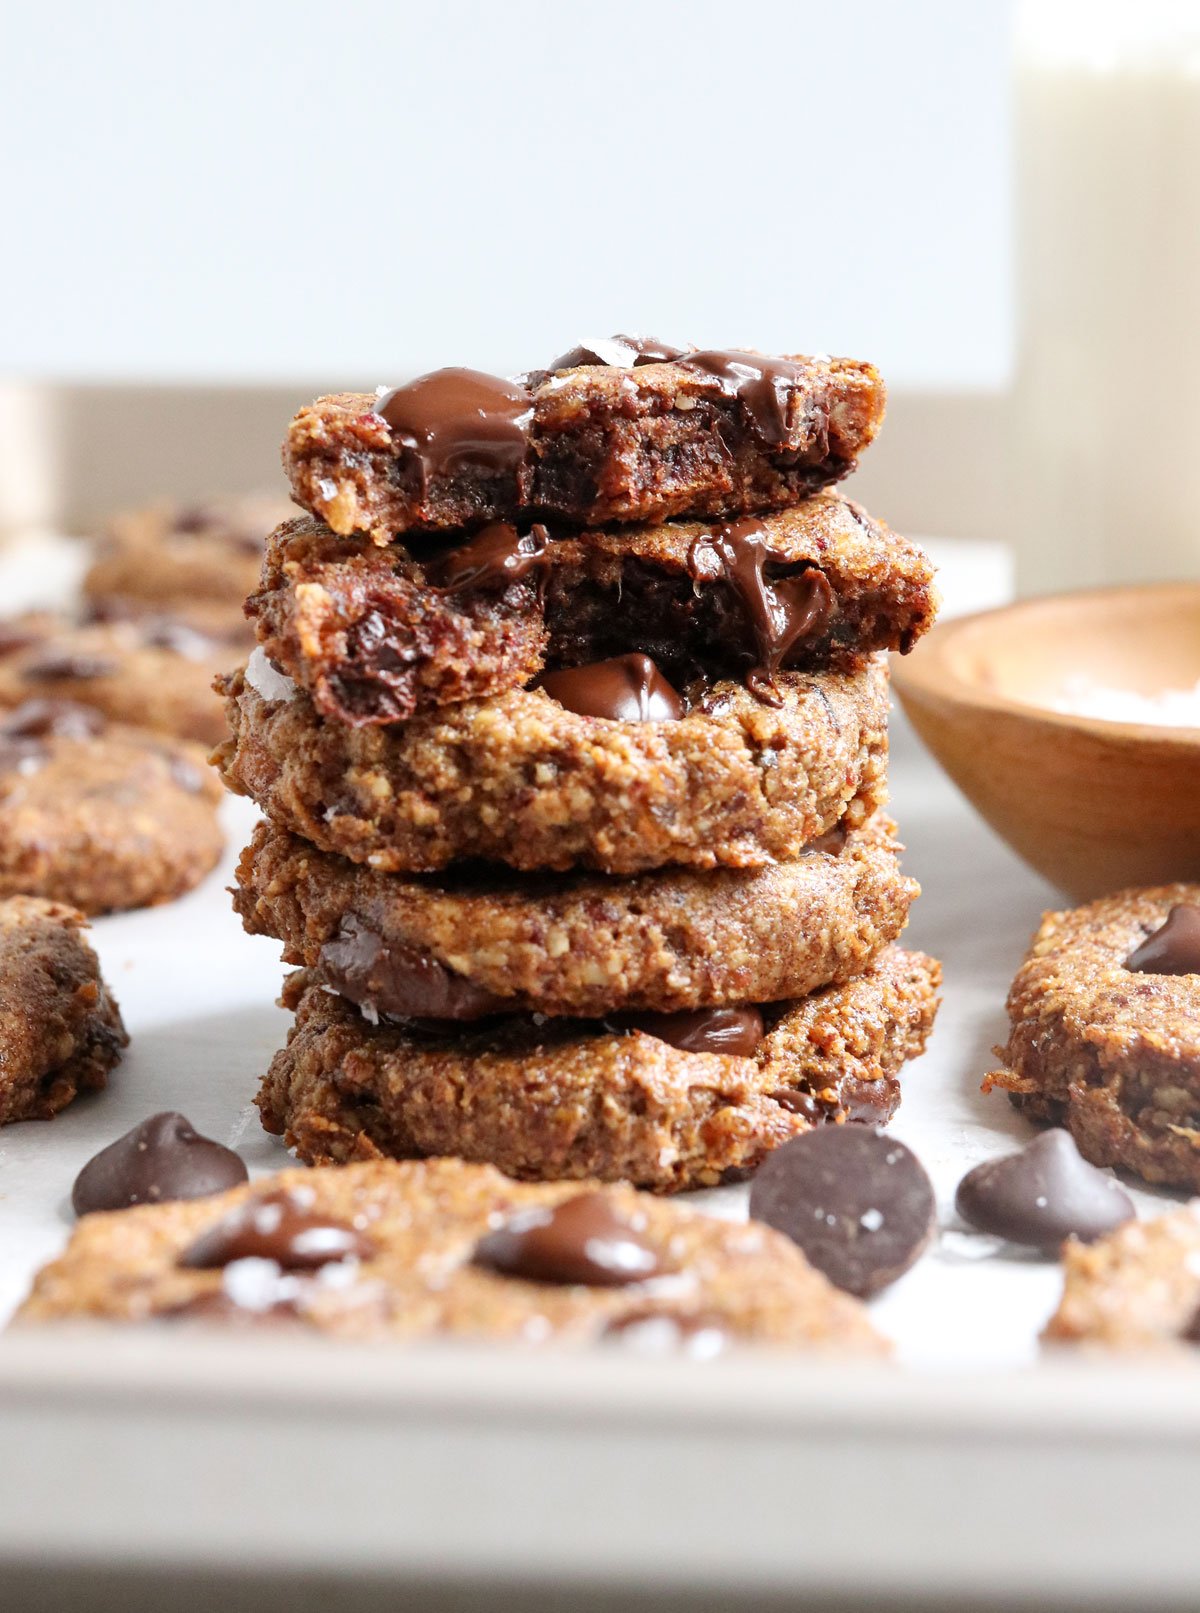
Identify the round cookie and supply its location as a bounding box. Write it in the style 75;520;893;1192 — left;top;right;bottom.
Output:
0;614;237;746
257;949;940;1191
14;1156;887;1353
215;657;890;875
985;885;1200;1189
0;700;224;912
234;814;916;1019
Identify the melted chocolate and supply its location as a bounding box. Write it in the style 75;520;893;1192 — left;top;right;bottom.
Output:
319;913;508;1022
179;1189;375;1271
434;522;551;592
376;368;533;486
688;518;834;696
72;1112;248;1216
769;1088;822;1122
618;1005;764;1057
473;1192;665;1286
1125;905;1200;975
547;335;687;371
672;349;810;446
538;654;685;722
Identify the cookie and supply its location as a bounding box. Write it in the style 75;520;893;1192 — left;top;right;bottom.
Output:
1044;1204;1200;1350
984;886;1200;1189
13;1156;885;1352
0;896;127;1125
214;656;890;875
256;949;939;1191
0;613;235;746
249;498;936;725
0;700;223;912
233;814;915;1020
284;348;885;541
83;495;292;630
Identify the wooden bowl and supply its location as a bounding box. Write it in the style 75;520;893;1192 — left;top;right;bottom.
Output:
891;582;1200;901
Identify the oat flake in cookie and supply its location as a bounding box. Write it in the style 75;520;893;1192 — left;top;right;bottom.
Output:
13;1158;887;1353
985;884;1200;1189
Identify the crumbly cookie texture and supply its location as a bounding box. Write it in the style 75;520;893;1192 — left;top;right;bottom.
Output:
1044;1204;1200;1350
14;1157;887;1351
258;949;939;1191
285;356;885;541
234;814;915;1019
214;658;890;876
0;896;127;1124
0;615;235;747
0;718;223;913
249;499;936;725
985;885;1200;1189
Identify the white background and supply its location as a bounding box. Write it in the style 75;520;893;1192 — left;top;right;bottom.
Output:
1;0;1011;385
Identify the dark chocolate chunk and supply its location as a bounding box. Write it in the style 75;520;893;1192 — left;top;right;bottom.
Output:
603;1308;730;1357
21;650;118;682
72;1111;248;1216
955;1129;1135;1251
617;1005;764;1057
1125;905;1200;975
179;1188;375;1271
547;335;687;371
538;653;685;722
769;1088;822;1122
319;913;508;1022
434;522;551;592
474;1192;664;1286
749;1127;936;1297
375;368;533;486
673;349;811;446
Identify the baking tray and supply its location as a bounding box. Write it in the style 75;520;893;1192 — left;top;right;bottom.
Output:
0;537;1196;1611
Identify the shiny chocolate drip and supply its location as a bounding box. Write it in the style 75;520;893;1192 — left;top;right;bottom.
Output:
434;522;551;592
319;913;508;1022
179;1189;375;1271
672;348;809;446
617;1005;765;1058
473;1192;665;1286
375;367;533;486
688;518;834;698
547;335;687;371
1125;905;1200;975
538;654;685;722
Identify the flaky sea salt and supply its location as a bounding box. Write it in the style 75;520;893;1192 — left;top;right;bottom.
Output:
1048;676;1200;727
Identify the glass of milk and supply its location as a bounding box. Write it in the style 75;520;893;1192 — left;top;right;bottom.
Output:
1014;0;1200;593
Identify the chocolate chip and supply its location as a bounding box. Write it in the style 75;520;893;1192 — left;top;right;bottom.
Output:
319;914;508;1022
615;1005;764;1057
1125;904;1200;975
769;1088;822;1121
955;1129;1135;1251
538;654;685;722
21;650;118;682
72;1112;249;1216
474;1192;665;1286
603;1309;730;1358
0;698;105;741
748;1127;936;1297
434;522;551;593
375;367;533;489
179;1189;375;1271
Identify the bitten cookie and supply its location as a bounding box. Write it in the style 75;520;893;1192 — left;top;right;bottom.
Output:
284;347;885;541
215;658;890;876
0;700;223;912
1044;1204;1200;1351
257;949;940;1190
233;814;916;1019
985;887;1200;1189
14;1156;886;1352
0;896;128;1124
249;498;936;725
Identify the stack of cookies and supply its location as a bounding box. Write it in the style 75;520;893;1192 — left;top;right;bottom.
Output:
218;338;942;1191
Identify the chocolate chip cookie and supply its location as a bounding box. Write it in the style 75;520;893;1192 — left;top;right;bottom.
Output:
14;1156;885;1351
985;886;1200;1189
250;497;936;725
0;700;223;912
284;347;885;541
0;895;127;1124
257;948;939;1190
233;814;915;1020
215;657;890;875
1044;1204;1200;1350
